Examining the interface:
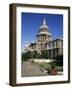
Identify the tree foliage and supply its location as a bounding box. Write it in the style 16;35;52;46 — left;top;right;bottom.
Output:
52;55;63;66
22;51;32;61
40;50;49;59
32;50;40;59
22;50;50;62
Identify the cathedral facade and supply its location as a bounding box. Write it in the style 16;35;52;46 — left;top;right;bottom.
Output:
25;18;63;59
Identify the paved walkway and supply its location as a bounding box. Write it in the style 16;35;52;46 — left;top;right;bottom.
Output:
21;61;48;77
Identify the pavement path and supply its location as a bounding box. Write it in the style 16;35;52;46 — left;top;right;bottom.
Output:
21;61;48;77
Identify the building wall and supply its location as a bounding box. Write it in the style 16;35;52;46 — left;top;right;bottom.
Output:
46;39;63;58
29;39;63;59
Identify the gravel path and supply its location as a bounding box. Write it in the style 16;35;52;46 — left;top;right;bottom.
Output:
21;61;48;77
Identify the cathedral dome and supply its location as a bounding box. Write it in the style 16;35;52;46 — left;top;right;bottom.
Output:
40;24;48;30
38;18;51;36
39;18;49;30
37;18;52;42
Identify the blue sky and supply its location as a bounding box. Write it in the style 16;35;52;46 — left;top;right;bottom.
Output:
21;12;63;50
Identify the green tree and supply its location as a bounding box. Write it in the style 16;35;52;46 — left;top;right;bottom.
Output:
53;55;63;66
32;50;40;59
40;50;49;59
22;50;32;61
